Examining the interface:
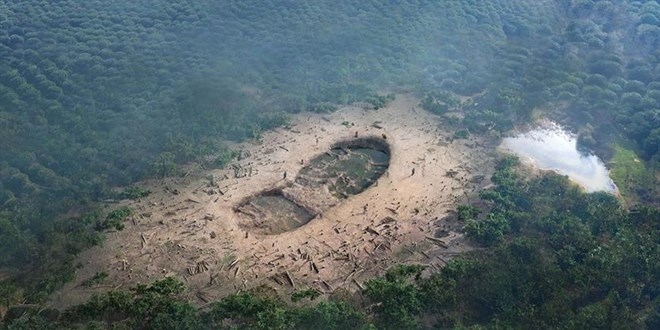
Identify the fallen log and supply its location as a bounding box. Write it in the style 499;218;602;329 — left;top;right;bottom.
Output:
425;236;449;248
284;271;295;288
270;275;284;286
378;216;397;225
385;207;398;214
345;269;357;281
196;291;211;303
365;227;380;236
228;258;240;270
322;280;333;291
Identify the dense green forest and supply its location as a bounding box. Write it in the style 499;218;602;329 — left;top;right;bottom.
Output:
1;0;659;328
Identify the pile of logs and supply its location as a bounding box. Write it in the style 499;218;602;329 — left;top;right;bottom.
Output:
187;260;210;276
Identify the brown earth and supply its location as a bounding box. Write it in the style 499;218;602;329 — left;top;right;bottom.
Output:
48;94;497;308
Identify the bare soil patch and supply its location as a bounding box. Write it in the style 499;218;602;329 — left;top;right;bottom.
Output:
48;94;497;308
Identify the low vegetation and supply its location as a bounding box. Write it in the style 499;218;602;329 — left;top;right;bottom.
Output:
609;145;657;203
95;206;132;231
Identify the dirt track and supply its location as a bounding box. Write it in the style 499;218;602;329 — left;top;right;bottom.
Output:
48;94;496;307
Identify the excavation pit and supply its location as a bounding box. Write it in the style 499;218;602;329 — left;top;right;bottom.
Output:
235;189;315;235
297;137;390;197
237;137;390;235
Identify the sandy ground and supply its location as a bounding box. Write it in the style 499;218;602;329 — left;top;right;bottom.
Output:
48;94;497;308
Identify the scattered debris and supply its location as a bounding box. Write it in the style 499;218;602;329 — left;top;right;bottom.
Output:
187;260;210;276
445;169;459;178
68;96;493;308
378;216;397;225
196;291;211;303
228;258;240;270
385;207;398;215
311;262;320;274
322;280;333;291
425;236;449;248
365;226;380;236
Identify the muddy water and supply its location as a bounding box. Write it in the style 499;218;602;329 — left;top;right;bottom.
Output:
500;123;616;193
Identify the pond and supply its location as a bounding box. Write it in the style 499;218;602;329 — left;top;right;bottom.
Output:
500;122;617;193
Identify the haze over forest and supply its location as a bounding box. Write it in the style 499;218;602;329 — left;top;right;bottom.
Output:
0;1;659;329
